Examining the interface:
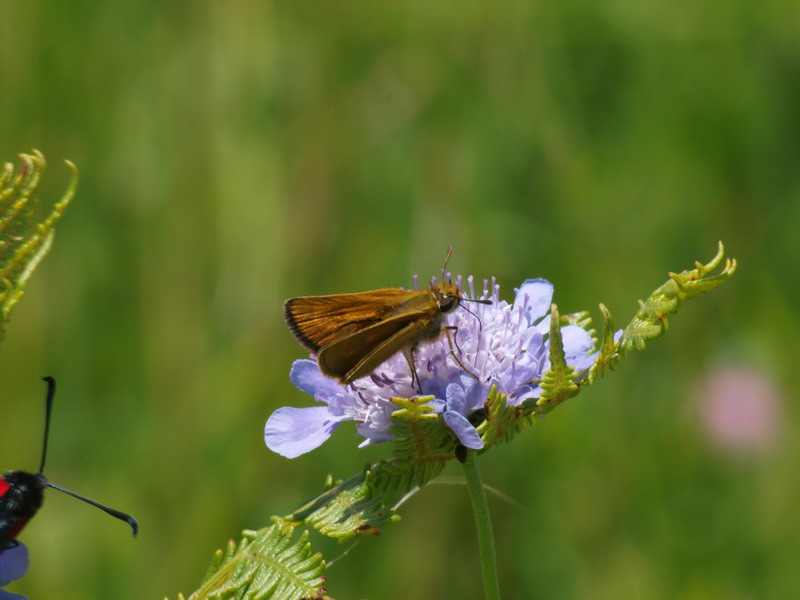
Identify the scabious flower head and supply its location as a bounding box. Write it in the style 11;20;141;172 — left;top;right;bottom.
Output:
0;542;29;600
266;276;597;458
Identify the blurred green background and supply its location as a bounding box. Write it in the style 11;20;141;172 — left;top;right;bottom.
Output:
0;1;797;598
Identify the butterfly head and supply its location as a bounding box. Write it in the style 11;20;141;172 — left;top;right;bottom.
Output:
432;280;462;314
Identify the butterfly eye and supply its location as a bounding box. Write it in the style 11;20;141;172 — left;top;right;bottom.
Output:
439;295;458;313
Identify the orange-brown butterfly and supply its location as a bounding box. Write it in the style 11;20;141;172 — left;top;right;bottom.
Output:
284;250;488;388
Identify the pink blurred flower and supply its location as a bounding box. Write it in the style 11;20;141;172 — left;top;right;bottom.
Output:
694;364;783;456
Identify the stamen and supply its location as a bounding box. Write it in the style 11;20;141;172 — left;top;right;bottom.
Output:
516;295;529;329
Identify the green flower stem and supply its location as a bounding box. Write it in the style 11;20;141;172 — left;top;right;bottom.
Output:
462;449;502;600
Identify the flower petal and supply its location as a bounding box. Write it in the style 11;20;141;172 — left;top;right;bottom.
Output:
426;399;446;413
356;425;395;447
264;406;343;458
289;359;343;399
514;279;554;324
0;542;28;586
465;381;489;412
555;325;595;373
421;378;447;401
510;384;540;404
561;325;594;357
445;383;467;415
574;351;599;373
443;411;484;449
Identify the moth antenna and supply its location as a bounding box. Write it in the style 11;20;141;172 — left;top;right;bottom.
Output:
39;376;56;474
37;376;140;539
44;482;139;538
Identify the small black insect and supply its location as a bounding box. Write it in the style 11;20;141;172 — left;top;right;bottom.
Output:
0;377;138;554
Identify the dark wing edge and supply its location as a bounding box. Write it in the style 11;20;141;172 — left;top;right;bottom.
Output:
284;297;322;352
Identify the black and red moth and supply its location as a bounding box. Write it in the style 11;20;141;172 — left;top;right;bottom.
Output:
1;377;138;554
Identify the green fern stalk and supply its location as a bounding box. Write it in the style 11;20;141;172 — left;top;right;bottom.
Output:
0;150;76;338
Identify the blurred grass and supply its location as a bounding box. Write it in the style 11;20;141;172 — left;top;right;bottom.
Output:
0;1;798;598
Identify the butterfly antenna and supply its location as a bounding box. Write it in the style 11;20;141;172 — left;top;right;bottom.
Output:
38;376;57;474
44;481;139;538
461;297;493;306
442;247;453;281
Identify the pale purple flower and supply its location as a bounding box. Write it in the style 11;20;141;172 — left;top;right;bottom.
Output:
266;277;597;458
0;542;29;600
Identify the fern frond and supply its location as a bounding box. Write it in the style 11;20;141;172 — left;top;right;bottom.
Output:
535;303;581;414
389;397;454;461
620;241;736;352
288;469;398;539
477;387;530;449
366;396;455;492
586;242;737;383
587;303;619;380
369;455;447;495
178;523;330;600
0;150;76;338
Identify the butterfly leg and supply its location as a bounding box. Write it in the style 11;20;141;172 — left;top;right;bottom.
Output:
404;348;423;394
443;326;480;380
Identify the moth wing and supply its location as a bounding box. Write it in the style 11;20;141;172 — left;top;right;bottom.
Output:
284;289;415;352
318;311;433;384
